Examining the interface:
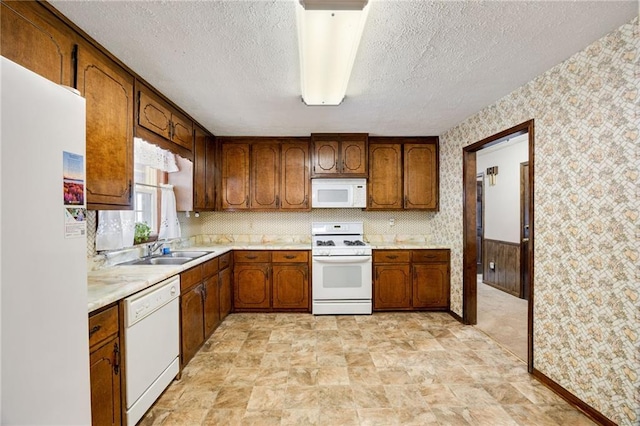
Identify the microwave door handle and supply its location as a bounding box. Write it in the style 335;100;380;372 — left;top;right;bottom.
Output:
313;256;372;264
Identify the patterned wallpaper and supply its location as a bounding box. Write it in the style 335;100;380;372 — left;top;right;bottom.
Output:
436;17;639;425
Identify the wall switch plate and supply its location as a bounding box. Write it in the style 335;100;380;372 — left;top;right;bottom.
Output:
489;261;495;270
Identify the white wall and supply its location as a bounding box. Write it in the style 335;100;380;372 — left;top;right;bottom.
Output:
476;135;528;243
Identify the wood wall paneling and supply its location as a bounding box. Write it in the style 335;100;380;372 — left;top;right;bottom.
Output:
482;238;521;297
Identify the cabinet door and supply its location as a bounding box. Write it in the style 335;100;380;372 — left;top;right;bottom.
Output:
280;142;310;210
193;127;216;210
219;267;232;319
1;1;75;86
203;276;220;338
233;264;270;310
181;284;204;365
170;110;193;151
220;143;250;210
77;43;134;209
272;264;309;310
311;138;339;176
404;143;438;210
374;265;411;310
138;89;172;140
368;143;403;209
250;143;280;209
193;126;207;210
412;263;449;309
340;136;367;176
90;339;121;426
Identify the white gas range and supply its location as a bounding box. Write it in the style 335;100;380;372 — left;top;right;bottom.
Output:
311;222;372;315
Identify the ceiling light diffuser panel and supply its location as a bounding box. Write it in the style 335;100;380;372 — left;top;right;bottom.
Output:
297;0;370;106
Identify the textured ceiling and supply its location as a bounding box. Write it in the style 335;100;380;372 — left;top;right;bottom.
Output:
50;0;637;137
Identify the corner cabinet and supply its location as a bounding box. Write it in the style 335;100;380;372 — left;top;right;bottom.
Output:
373;249;450;311
88;304;122;426
233;250;310;312
311;133;368;177
368;137;439;211
76;42;134;210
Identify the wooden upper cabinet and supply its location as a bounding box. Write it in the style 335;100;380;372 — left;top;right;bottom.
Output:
220;138;310;211
251;142;280;210
1;1;76;86
280;141;310;210
220;142;250;210
404;142;438;210
136;84;193;154
193;126;216;211
76;42;134;209
368;143;403;210
311;133;368;177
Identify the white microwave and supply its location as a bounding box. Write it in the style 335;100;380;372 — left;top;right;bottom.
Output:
311;178;367;208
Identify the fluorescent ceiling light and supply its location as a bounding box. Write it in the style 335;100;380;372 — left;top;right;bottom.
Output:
296;0;370;106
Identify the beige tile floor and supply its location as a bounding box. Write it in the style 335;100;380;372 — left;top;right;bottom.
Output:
140;312;595;425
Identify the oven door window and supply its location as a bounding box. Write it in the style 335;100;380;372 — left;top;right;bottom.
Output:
313;257;372;300
323;265;364;288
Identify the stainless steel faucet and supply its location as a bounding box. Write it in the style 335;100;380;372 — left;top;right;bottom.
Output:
147;240;164;256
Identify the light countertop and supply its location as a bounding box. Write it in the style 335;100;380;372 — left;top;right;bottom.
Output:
88;241;449;313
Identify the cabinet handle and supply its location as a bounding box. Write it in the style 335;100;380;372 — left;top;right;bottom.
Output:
245;255;258;260
386;255;398;259
276;195;280;208
245;195;249;207
113;342;120;375
424;255;436;259
404;196;408;208
284;255;295;259
128;180;132;203
89;325;101;337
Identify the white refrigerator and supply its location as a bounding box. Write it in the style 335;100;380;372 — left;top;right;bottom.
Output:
1;57;91;424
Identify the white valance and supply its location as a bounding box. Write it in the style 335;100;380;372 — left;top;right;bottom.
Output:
134;137;179;172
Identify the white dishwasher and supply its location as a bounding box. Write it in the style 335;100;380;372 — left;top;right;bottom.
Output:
124;276;180;426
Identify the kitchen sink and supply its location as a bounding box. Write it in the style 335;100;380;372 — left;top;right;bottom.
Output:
120;251;210;266
168;251;210;258
128;257;193;265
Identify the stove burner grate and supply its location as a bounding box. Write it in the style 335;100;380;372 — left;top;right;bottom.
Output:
316;240;335;246
343;240;366;246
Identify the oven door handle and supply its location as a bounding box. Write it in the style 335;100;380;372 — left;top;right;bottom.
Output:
313;256;372;264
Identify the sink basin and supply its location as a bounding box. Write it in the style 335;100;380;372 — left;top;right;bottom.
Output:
168;251;210;258
119;250;210;266
128;257;193;265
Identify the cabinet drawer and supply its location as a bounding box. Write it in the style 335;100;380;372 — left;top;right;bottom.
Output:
272;251;308;263
373;250;411;263
218;252;232;269
181;266;202;291
203;257;219;278
412;250;449;263
88;305;119;349
234;251;270;263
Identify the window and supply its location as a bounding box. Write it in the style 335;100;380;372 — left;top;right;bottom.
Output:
134;163;163;234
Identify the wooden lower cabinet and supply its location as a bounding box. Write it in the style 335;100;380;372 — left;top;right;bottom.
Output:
203;274;220;337
373;249;450;311
219;263;232;320
233;250;310;312
413;263;449;308
180;282;205;366
88;304;121;426
234;263;271;309
374;264;411;310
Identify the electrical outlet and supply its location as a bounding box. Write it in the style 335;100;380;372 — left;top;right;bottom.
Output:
389;218;395;226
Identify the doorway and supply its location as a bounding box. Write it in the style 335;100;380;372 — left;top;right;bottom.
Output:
462;120;535;371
